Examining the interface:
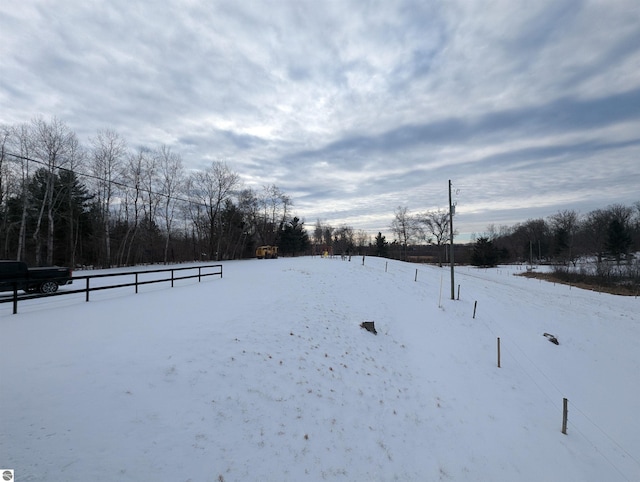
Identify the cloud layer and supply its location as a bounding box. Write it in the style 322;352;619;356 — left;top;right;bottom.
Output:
2;0;639;239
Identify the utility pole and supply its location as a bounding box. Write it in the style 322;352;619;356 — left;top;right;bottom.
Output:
449;180;455;300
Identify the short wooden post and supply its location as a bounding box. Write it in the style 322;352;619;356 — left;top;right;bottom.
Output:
85;278;90;302
473;300;477;319
362;255;365;266
135;273;139;294
12;282;18;314
457;284;460;300
385;262;388;272
562;398;568;434
415;269;418;282
497;337;501;368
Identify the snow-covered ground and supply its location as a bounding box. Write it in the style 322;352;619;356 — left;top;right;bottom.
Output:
1;257;639;481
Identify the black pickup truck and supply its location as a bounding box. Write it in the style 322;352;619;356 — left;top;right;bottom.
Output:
0;260;73;294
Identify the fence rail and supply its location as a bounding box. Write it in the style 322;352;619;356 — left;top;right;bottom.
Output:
1;264;223;314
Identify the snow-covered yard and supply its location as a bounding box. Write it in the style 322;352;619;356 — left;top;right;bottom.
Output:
1;256;639;481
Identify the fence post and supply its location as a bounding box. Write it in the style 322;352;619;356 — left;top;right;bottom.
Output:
198;267;202;282
497;337;501;368
457;284;460;300
415;269;418;282
135;273;139;294
562;398;568;434
12;282;18;314
473;300;477;319
171;269;174;288
85;278;90;302
362;255;365;266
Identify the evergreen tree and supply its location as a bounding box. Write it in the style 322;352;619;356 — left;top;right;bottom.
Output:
472;236;498;267
606;218;632;264
374;232;388;257
55;169;93;266
278;217;310;256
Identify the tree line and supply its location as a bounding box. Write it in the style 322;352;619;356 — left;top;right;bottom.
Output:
475;205;640;267
386;203;640;270
0;117;310;267
468;205;640;293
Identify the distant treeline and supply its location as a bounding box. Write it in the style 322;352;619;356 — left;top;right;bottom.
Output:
475;204;640;266
384;203;640;267
3;118;637;269
0;117;310;267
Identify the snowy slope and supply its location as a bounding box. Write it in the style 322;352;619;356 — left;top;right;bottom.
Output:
1;257;639;481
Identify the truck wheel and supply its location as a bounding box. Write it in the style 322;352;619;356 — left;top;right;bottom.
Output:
40;281;59;294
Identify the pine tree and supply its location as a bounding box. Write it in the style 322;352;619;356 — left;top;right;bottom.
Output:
278;217;310;256
375;232;388;257
472;237;498;267
606;218;632;265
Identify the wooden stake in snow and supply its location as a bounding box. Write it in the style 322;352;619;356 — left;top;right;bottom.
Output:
562;398;568;434
415;269;418;282
473;300;478;319
497;337;501;368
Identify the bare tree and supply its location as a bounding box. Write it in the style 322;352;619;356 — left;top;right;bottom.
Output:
117;148;148;265
0;125;9;206
60;134;86;266
257;184;291;245
333;225;355;255
313;219;324;246
30;116;76;265
188;161;240;260
605;204;634;265
420;209;450;266
90;129;127;266
10;124;33;261
549;209;580;265
140;150;160;253
0;125;14;258
156;145;185;263
355;229;370;253
391;206;419;261
0;125;18;258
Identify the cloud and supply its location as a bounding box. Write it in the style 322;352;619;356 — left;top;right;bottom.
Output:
1;0;639;240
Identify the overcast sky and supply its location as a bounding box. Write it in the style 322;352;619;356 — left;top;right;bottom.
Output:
2;0;639;241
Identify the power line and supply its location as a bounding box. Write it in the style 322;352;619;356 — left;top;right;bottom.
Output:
5;151;208;210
